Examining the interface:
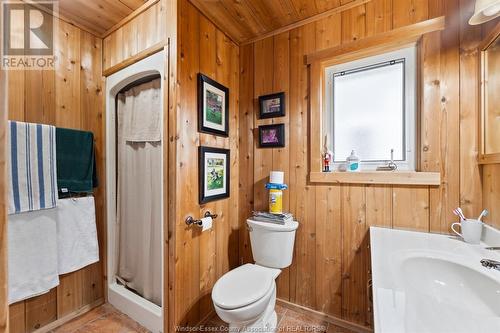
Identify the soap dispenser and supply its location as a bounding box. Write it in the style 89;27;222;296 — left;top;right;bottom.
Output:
347;150;360;172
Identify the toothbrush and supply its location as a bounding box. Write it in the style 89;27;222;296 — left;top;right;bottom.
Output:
477;209;489;221
457;207;465;219
452;208;463;220
453;207;466;221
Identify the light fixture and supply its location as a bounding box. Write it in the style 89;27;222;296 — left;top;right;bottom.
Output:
469;0;500;25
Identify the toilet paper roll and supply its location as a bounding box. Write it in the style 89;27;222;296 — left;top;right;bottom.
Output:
201;216;213;232
270;171;284;184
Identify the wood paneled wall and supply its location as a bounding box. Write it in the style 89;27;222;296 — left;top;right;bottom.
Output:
481;23;500;231
102;1;166;72
1;61;8;333
239;0;493;327
174;0;240;327
483;165;500;229
6;18;105;332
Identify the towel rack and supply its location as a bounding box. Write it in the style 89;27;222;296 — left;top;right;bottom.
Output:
185;211;218;227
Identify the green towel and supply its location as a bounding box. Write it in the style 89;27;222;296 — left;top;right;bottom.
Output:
56;128;98;194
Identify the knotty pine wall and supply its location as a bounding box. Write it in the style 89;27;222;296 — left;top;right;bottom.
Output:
6;20;104;332
481;24;500;232
239;0;498;328
174;0;240;327
483;165;500;230
102;0;166;71
1;57;8;333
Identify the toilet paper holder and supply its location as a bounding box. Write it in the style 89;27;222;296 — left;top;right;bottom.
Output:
185;211;218;227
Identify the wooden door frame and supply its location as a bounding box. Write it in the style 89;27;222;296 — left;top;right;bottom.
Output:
0;63;9;333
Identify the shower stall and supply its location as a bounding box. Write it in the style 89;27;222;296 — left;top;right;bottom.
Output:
105;51;165;332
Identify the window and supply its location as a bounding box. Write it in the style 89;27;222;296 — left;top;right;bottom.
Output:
325;46;417;170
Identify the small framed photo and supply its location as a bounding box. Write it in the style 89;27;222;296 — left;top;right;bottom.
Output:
198;73;229;137
199;146;230;204
259;92;285;119
258;124;285;148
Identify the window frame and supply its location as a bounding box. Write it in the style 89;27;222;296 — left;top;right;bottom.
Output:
324;46;417;171
305;16;445;185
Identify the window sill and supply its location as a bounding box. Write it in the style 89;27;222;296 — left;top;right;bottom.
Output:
309;171;440;186
478;153;500;165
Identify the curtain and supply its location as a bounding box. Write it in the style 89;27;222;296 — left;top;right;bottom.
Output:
116;78;162;307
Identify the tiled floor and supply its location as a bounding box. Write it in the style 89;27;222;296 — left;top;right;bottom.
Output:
51;304;150;333
203;303;356;333
53;303;356;333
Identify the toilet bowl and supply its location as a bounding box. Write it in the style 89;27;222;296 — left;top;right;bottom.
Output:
212;264;280;330
211;219;299;332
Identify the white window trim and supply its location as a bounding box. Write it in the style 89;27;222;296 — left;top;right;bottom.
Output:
324;45;417;171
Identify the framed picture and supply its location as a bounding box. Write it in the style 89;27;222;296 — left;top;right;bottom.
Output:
199;146;230;204
198;73;229;137
258;124;285;148
259;92;285;119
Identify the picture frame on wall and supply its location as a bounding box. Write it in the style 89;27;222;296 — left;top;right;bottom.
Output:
199;146;230;204
198;73;229;137
258;92;285;119
258;124;285;148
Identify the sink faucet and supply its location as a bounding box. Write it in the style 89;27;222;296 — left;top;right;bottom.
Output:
480;259;500;271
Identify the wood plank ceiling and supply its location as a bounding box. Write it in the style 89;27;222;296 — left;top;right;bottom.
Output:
56;0;146;36
189;0;369;43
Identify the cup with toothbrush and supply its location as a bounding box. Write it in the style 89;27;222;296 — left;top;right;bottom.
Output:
451;208;488;244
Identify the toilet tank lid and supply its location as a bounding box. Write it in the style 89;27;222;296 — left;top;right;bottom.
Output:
247;219;299;232
212;264;280;310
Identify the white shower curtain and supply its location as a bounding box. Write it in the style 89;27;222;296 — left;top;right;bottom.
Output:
116;78;162;306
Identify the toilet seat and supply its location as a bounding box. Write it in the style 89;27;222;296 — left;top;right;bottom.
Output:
212;264;280;310
213;281;276;325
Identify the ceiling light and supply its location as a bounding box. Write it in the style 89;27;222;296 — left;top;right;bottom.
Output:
469;0;500;25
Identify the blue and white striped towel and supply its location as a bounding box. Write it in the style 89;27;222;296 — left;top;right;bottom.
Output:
8;121;58;215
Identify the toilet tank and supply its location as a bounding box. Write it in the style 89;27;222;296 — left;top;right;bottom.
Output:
247;219;299;268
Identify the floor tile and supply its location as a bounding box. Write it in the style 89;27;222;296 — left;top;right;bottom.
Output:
53;304;149;333
326;323;357;333
282;310;328;328
207;305;332;333
275;303;288;326
74;313;149;333
278;314;328;333
53;304;115;333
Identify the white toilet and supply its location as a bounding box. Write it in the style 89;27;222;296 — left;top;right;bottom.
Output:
211;218;299;332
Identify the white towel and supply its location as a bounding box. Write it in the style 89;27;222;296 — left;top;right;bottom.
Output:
8;121;58;215
117;78;161;142
8;209;59;304
56;197;99;274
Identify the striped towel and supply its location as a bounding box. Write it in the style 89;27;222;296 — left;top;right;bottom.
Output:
8;121;58;215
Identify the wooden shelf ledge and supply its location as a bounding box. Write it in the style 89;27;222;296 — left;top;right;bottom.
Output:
479;153;500;165
309;171;441;186
102;41;166;77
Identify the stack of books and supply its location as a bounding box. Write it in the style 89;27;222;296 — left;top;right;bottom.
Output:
252;211;294;225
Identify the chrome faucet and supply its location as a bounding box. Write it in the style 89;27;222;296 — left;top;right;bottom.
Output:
480;259;500;271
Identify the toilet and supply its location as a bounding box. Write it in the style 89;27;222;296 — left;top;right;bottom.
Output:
211;218;299;332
